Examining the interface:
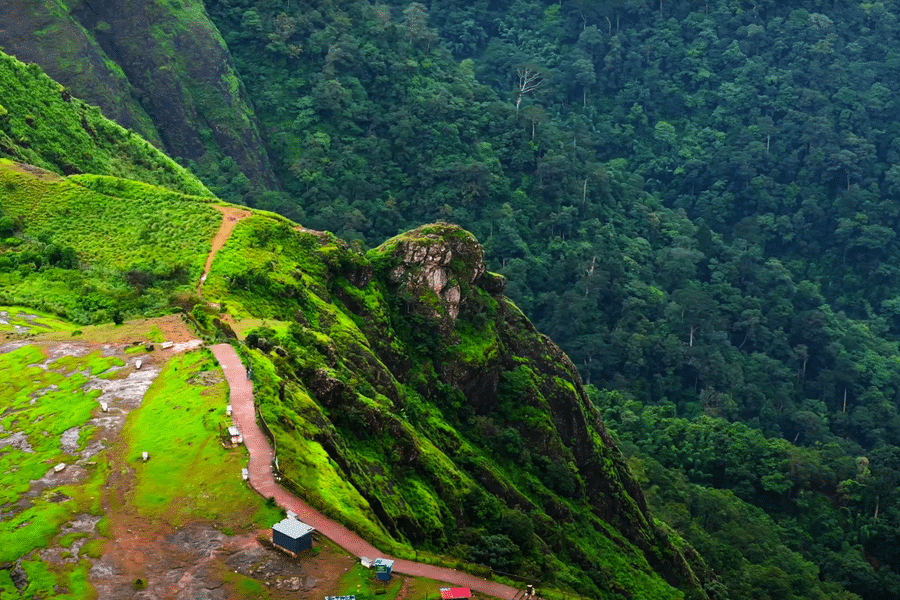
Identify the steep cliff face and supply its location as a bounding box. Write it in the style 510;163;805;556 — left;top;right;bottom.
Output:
0;0;162;146
0;51;210;196
370;225;711;595
200;221;715;599
0;0;278;197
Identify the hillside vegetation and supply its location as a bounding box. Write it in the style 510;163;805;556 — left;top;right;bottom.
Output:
0;0;277;197
9;2;900;597
0;55;711;599
0;160;220;322
0;52;211;197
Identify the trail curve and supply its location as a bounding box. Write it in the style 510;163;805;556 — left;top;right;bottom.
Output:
210;343;521;600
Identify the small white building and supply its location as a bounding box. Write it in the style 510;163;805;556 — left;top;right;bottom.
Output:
100;401;108;413
54;463;66;473
142;452;149;461
135;359;142;369
228;426;243;445
226;405;232;416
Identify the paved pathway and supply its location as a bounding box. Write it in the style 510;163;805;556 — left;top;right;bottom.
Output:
211;344;520;600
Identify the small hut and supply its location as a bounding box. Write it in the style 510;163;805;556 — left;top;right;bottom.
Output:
373;558;394;581
272;518;315;554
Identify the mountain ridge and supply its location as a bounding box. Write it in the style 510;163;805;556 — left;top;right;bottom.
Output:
0;53;714;599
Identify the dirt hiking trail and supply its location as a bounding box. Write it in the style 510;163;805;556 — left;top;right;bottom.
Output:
198;205;251;295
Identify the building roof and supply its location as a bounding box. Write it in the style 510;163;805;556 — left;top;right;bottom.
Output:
272;518;315;539
373;558;394;568
439;588;472;600
228;426;240;436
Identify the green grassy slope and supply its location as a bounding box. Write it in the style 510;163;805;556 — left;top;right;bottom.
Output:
0;0;163;146
0;51;211;196
0;160;220;323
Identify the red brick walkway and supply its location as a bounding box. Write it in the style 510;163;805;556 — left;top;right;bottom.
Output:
211;344;520;600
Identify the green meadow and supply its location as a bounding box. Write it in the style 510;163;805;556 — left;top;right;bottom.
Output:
122;349;281;530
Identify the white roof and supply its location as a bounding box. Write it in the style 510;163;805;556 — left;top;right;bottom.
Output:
272;518;314;539
228;426;240;436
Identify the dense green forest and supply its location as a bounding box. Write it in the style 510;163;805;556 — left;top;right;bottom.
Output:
196;1;900;598
6;0;900;598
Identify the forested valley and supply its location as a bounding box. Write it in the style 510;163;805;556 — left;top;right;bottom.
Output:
188;0;900;599
185;3;900;597
5;0;900;598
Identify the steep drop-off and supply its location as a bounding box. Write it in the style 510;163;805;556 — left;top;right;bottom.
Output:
0;0;278;197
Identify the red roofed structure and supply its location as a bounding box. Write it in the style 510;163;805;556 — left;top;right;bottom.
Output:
439;588;472;600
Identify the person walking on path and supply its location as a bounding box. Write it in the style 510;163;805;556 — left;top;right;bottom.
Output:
211;343;520;600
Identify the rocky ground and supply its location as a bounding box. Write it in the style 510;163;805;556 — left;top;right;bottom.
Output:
1;315;394;599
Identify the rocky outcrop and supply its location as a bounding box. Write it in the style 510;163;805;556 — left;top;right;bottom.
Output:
376;223;488;329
